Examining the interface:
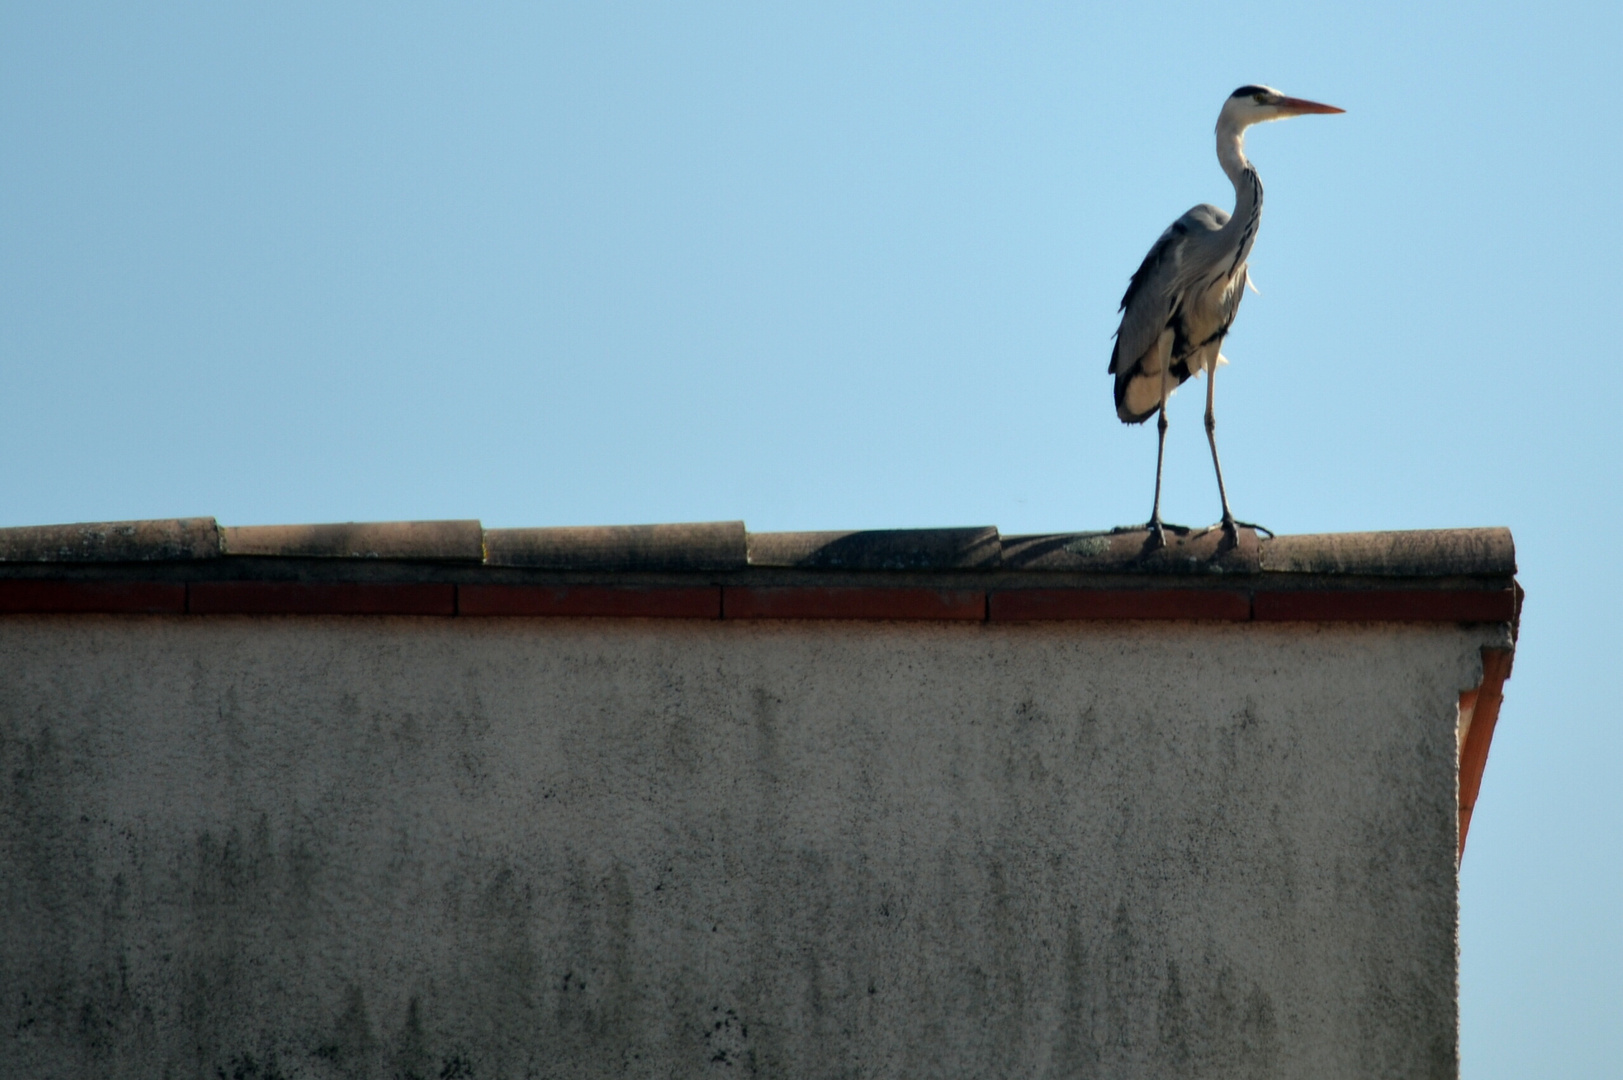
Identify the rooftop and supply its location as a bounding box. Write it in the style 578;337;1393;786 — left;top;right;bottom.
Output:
0;517;1519;624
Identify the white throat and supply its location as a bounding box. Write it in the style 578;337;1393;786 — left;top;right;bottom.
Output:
1215;115;1253;189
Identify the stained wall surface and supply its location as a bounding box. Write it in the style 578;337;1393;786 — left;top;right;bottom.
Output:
0;616;1499;1079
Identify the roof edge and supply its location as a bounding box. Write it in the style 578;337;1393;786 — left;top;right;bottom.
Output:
220;521;484;561
0;518;221;563
1259;528;1515;577
486;521;747;571
0;518;1518;579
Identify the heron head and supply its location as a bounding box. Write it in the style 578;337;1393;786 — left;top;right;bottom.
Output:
1222;85;1344;128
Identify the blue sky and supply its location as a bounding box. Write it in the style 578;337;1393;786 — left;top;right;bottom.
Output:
2;4;1617;1072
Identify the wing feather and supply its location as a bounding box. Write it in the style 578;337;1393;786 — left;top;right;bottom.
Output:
1109;204;1232;423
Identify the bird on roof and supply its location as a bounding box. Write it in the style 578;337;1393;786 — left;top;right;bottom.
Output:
1109;85;1343;548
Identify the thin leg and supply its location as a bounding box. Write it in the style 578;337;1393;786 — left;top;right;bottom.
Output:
1202;365;1273;539
1203;364;1234;528
1146;361;1172;548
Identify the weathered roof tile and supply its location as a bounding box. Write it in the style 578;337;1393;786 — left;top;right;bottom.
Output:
0;518;220;562
1259;528;1515;576
1001;527;1261;574
747;527;1001;570
220;521;484;561
485;521;746;571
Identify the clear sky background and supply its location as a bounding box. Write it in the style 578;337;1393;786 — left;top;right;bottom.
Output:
2;3;1617;1073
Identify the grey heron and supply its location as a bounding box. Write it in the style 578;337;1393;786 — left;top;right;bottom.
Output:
1110;85;1343;547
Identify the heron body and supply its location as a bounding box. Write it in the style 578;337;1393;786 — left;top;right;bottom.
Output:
1112;198;1254;424
1109;85;1342;544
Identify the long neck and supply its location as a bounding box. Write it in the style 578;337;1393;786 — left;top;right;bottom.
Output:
1216;119;1264;270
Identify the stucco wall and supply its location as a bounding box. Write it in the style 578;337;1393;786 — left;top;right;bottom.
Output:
0;616;1499;1078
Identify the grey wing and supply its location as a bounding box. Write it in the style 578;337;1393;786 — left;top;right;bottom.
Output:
1108;205;1229;423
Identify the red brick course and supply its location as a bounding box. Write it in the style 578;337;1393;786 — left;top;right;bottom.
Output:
0;580;1521;623
722;587;985;620
1253;588;1516;623
0;581;186;614
990;588;1250;621
187;582;455;615
459;585;720;618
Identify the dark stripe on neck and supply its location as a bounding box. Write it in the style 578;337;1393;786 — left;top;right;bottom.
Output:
1227;167;1264;276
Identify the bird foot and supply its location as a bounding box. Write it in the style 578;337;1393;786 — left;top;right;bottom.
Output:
1196;518;1275;543
1226;518;1274;539
1142;520;1192;551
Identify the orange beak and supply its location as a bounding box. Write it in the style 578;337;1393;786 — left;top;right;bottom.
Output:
1276;96;1345;116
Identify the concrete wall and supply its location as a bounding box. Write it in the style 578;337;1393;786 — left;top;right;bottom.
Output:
0;616;1500;1079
